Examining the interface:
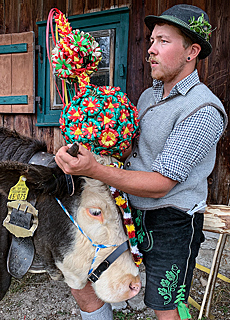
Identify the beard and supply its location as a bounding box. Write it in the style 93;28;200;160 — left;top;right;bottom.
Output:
150;58;187;84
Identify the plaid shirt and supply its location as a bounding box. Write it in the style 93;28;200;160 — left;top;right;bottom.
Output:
151;70;225;183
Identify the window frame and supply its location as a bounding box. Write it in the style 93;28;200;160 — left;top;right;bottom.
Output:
36;7;130;126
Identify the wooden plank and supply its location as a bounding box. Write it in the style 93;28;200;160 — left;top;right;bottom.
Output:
18;0;33;33
14;115;34;137
42;0;67;21
142;0;158;93
84;0;102;13
4;0;20;34
53;127;65;154
11;32;35;113
2;115;14;131
0;34;12;112
203;205;230;234
205;0;230;205
0;0;4;33
126;0;145;105
69;0;85;15
42;127;54;154
101;0;113;11
118;0;131;8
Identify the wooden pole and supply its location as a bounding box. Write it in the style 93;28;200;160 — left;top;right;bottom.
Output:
197;204;230;319
198;233;225;319
204;234;227;317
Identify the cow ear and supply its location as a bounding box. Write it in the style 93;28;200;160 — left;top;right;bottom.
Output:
0;161;30;197
86;208;104;223
0;161;63;196
26;164;67;196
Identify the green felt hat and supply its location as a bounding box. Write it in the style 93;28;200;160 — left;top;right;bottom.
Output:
145;4;212;59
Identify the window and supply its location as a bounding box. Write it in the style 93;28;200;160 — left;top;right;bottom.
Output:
36;7;129;126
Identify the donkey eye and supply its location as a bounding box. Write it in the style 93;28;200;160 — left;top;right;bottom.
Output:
88;208;101;216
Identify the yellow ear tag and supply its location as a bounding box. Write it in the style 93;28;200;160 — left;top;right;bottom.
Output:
8;176;29;201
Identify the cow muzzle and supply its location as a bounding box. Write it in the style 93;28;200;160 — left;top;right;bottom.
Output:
93;271;141;303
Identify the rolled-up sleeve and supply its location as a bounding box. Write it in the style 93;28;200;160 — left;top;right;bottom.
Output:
151;106;225;183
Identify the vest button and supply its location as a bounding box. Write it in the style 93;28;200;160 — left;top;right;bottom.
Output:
126;162;131;167
133;152;137;158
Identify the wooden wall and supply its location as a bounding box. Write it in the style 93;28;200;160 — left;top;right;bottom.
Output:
0;0;229;204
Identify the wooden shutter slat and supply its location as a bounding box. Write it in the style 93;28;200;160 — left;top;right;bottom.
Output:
0;43;28;54
0;95;28;104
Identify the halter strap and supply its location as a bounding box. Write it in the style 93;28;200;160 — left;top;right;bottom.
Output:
88;240;129;283
55;198;119;277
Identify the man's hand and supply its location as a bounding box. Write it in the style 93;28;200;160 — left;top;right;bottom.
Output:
55;144;99;177
55;144;177;198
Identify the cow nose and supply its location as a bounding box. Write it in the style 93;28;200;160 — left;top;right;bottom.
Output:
129;277;141;297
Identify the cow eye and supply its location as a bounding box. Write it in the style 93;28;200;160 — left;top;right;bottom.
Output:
88;208;101;216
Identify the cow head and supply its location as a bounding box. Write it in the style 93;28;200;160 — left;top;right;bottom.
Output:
0;153;141;303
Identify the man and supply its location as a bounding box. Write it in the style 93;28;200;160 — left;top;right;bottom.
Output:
55;4;228;320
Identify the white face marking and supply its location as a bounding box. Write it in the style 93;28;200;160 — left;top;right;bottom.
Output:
54;167;140;302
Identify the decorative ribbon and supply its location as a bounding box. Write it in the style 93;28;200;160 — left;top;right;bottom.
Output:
108;162;143;267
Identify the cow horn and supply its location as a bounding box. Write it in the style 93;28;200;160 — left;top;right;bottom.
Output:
67;142;79;158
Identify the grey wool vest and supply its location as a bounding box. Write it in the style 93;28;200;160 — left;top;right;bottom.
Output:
125;83;228;212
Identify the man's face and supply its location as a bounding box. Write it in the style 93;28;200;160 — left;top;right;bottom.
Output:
148;24;189;84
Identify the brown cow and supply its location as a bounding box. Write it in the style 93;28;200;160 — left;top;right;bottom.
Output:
0;128;141;302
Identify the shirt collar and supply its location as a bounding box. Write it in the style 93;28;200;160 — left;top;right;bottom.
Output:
152;69;200;103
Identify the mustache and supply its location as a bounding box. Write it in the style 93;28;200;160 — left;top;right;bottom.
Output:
145;56;159;64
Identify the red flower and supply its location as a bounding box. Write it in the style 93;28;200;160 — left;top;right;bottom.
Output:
68;107;85;122
70;123;84;139
82;122;99;139
117;94;128;105
98;86;116;95
121;123;134;139
119;109;130;123
82;97;100;114
59;113;66;131
119;140;130;151
98;112;116;129
104;97;120;112
98;128;119;148
99;149;110;156
128;230;136;238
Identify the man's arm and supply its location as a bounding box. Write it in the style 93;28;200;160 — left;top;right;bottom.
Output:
55;144;177;198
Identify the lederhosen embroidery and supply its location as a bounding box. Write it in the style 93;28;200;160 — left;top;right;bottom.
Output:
158;264;181;305
132;209;154;252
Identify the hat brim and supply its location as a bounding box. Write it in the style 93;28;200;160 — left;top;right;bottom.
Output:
144;15;212;59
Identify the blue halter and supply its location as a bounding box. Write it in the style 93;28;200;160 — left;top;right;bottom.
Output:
55;198;118;275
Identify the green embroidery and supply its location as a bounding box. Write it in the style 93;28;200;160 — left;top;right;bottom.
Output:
175;285;191;320
158;264;180;305
134;209;145;243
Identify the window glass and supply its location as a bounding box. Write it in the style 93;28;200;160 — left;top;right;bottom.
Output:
50;29;115;110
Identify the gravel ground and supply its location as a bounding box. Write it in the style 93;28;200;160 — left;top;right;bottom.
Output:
0;267;229;320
